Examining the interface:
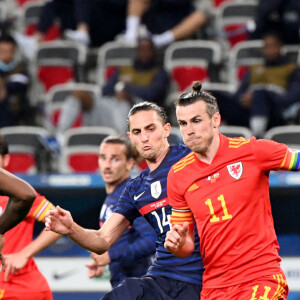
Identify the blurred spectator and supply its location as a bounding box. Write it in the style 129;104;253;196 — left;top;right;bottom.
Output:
123;0;207;48
0;35;31;128
15;0;127;54
218;32;300;137
250;0;300;44
56;88;132;135
56;37;169;135
102;37;169;105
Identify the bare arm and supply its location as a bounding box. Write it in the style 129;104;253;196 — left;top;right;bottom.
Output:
0;169;36;235
164;222;195;258
3;228;61;281
45;206;130;254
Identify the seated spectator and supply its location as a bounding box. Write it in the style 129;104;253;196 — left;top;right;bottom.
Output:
250;0;300;44
122;0;207;48
102;36;169;106
0;34;31;127
218;31;300;137
55;37;169;136
14;0;127;56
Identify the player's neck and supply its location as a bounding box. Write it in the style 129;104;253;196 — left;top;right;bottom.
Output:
147;143;170;172
195;134;220;165
105;175;129;194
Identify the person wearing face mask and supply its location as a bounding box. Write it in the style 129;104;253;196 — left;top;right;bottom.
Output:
0;34;30;128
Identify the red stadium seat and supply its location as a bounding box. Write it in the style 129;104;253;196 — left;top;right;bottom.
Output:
223;23;249;48
6;153;36;173
171;66;209;91
212;0;233;8
38;66;74;92
17;0;40;7
25;24;61;41
68;153;99;172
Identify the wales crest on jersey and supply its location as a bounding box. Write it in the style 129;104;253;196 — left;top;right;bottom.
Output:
151;181;162;199
227;162;243;180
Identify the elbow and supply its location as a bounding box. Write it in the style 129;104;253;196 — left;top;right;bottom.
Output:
19;186;36;205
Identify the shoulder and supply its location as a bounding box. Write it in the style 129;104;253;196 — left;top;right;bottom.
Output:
170;151;195;175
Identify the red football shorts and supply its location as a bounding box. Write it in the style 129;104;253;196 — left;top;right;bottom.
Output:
201;272;288;300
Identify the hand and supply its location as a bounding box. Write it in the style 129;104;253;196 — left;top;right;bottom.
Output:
3;252;28;281
90;252;110;266
45;206;73;235
85;260;105;278
164;222;189;253
0;234;4;271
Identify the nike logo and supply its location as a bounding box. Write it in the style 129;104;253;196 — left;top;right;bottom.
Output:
134;191;145;201
53;268;79;280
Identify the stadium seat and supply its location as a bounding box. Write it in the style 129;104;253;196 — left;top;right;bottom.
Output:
215;0;258;48
264;126;300;149
227;39;264;86
30;40;87;104
164;40;222;92
219;125;253;139
60;126;118;173
0;126;50;173
17;1;61;41
44;82;101;133
96;41;135;88
281;45;300;64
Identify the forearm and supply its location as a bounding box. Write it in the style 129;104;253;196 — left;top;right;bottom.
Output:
22;229;61;259
0;170;36;234
68;213;130;254
68;222;110;254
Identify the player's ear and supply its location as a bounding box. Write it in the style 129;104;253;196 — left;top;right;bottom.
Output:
164;123;171;138
212;112;221;129
126;158;135;171
3;154;10;169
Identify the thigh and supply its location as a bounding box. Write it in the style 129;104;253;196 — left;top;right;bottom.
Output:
201;272;288;300
101;276;201;300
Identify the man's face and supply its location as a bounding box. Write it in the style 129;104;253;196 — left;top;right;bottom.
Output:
263;36;281;62
136;39;155;64
0;42;15;64
98;143;132;185
176;101;220;154
128;110;170;162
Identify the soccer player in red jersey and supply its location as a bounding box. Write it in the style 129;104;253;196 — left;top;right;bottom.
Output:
164;81;293;299
0;135;61;300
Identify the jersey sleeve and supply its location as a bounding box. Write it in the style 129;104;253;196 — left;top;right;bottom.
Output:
252;138;300;171
114;184;141;225
28;192;54;222
167;168;194;230
108;216;156;263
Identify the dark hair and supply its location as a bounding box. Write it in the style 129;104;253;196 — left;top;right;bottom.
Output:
0;34;17;46
101;135;134;160
262;31;283;44
127;101;168;129
0;135;8;156
175;81;219;118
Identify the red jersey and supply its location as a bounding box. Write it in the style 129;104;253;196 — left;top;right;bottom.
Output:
168;134;296;288
0;192;53;275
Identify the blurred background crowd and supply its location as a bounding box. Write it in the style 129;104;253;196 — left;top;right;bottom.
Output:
0;0;299;175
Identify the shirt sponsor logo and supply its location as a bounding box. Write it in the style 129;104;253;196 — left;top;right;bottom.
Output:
151;181;162;199
133;191;145;201
227;162;243;180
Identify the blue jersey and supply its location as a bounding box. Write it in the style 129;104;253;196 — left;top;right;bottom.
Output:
115;144;204;285
100;178;156;287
